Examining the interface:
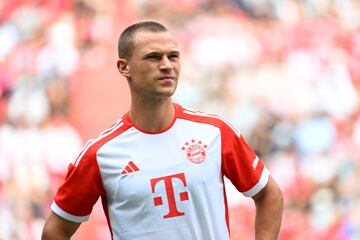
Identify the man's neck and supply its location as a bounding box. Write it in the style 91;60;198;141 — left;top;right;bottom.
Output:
129;97;175;132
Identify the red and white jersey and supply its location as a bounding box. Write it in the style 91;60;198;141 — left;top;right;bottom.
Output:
52;103;269;240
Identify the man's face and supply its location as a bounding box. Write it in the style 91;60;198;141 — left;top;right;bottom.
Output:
122;31;180;100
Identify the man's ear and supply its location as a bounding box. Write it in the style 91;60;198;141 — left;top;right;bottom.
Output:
117;59;130;78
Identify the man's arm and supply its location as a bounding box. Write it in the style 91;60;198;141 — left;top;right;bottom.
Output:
252;175;283;240
42;212;81;240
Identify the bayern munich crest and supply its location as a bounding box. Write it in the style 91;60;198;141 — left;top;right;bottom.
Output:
181;139;207;164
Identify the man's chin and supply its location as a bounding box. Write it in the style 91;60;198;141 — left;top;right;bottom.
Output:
158;86;177;97
153;90;176;101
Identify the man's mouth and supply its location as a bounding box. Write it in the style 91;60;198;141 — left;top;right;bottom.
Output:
158;76;176;80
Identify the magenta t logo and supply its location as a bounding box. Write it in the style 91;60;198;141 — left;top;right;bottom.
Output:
150;173;189;219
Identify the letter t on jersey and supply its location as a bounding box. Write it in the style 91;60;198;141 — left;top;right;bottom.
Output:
150;173;189;219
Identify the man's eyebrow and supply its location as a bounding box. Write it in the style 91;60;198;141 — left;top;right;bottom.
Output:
142;52;160;59
144;51;160;56
169;51;180;56
143;50;180;57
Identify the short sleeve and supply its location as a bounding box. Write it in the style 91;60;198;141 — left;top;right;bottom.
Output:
221;124;269;197
51;147;105;222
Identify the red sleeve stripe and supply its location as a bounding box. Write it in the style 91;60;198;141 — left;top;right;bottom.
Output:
99;117;124;136
181;106;203;113
73;121;124;166
72;139;94;166
182;109;241;137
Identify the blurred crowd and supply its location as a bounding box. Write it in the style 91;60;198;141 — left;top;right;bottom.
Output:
1;0;360;239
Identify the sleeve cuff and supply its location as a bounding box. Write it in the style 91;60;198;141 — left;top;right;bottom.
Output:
241;167;270;197
51;201;90;223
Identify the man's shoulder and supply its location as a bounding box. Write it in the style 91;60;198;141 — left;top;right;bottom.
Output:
76;117;130;160
176;104;240;136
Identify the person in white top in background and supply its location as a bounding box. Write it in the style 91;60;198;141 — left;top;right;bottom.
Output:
42;21;283;240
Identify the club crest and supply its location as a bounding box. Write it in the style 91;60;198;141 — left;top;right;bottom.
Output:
181;139;207;164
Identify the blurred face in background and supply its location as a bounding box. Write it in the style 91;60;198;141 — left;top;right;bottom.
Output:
118;30;180;101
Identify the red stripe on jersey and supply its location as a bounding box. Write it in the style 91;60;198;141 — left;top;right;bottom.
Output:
223;185;230;235
73;140;94;166
73;121;124;166
181;107;241;137
125;165;133;173
101;195;113;240
100;118;124;136
128;161;139;171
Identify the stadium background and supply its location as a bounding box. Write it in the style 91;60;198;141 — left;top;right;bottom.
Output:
0;0;360;239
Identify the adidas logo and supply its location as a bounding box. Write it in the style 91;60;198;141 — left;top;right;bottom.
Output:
121;161;140;174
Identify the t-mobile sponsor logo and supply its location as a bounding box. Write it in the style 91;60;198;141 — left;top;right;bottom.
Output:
150;173;189;219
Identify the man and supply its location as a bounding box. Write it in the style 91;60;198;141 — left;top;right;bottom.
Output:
42;21;283;240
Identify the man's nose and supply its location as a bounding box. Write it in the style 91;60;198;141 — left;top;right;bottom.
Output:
159;56;173;70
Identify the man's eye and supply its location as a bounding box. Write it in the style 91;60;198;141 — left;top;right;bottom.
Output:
169;55;178;59
146;55;160;60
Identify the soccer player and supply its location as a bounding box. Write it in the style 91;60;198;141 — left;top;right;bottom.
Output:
42;21;283;240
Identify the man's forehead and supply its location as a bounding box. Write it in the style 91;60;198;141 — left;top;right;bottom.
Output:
133;31;178;53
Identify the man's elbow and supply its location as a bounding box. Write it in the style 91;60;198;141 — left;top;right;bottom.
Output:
272;179;284;208
41;226;53;240
265;176;284;219
41;230;49;240
41;226;71;240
